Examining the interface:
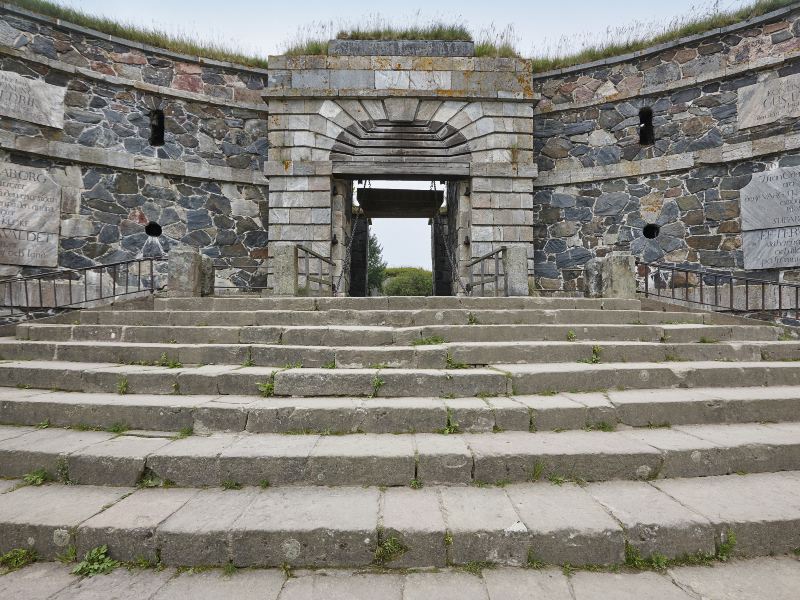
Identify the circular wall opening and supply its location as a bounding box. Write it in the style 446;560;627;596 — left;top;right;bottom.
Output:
643;223;660;239
145;221;163;237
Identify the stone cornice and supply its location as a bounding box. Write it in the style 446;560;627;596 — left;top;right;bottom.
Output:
263;87;539;103
534;132;800;187
0;45;268;112
0;130;268;186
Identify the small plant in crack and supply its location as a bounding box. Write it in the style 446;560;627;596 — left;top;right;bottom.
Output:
370;375;385;398
72;545;119;577
446;352;469;369
0;548;37;571
158;353;182;369
437;409;461;435
578;345;602;364
221;480;242;491
526;548;546;569
23;468;50;487
117;377;129;395
322;360;337;369
108;422;129;435
467;312;479;325
373;534;408;566
410;478;423;490
257;372;277;398
566;330;577;342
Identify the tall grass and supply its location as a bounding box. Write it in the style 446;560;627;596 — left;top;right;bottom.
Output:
4;0;270;68
529;0;796;72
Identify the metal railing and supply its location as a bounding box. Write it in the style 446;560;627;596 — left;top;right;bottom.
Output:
0;257;165;316
296;244;335;295
466;246;508;297
638;261;800;320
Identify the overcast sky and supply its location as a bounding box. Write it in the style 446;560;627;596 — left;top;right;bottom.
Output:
61;0;751;267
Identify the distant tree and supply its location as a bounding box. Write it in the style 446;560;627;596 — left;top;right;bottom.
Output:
367;234;387;293
384;267;433;296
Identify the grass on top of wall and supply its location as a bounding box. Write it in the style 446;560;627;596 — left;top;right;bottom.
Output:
3;0;270;68
529;0;797;72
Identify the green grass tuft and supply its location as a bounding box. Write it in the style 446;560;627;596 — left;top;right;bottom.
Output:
0;548;37;571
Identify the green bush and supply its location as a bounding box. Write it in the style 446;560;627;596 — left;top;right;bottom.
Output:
384;268;433;297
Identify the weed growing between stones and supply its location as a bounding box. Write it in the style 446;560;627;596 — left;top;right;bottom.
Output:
437;409;461;435
259;479;271;489
460;561;495;576
176;426;193;439
578;346;603;364
57;546;77;564
72;545;119;577
158;353;182;369
624;530;737;571
698;337;719;344
108;422;129;434
566;330;577;342
322;360;337;369
411;336;446;346
370;375;385;398
526;549;546;569
373;533;408;566
257;372;277;397
0;548;37;571
444;533;453;547
410;478;423;490
56;457;71;484
36;419;50;429
117;377;129;395
584;421;616;432
445;352;469;369
223;561;238;577
467;312;479;325
221;480;242;490
23;467;50;486
529;461;545;482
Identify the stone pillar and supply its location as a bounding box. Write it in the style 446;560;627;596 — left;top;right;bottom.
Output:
199;254;215;297
503;245;530;296
585;252;637;299
167;247;203;297
272;242;298;296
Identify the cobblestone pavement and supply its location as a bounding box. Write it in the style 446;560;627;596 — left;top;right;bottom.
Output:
1;556;797;599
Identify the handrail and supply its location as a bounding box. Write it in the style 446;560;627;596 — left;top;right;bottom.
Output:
0;256;166;317
467;246;508;297
637;260;800;320
296;244;334;295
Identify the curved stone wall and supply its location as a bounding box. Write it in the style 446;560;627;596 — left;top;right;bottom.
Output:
0;2;269;286
530;3;800;291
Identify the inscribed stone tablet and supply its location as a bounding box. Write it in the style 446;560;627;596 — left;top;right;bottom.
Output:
737;73;800;130
0;162;61;267
740;166;800;231
0;70;66;129
743;227;800;270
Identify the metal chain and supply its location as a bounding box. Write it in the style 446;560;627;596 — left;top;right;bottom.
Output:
333;199;362;295
437;213;471;296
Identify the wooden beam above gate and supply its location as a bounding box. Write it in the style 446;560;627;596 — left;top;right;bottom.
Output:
357;188;445;218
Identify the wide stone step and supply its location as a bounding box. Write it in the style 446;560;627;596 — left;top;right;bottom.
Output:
70;308;711;328
2;386;799;434
153;296;643;312
1;422;799;487
1;472;798;568
3;360;800;396
17;322;778;347
3;558;798;600
2;339;797;369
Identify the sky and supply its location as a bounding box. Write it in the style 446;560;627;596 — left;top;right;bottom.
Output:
60;0;751;267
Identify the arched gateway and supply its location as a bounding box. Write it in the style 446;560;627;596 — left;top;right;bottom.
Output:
264;40;536;296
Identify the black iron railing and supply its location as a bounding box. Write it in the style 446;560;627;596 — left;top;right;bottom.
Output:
637;261;800;320
467;246;508;297
296;244;335;295
0;257;165;316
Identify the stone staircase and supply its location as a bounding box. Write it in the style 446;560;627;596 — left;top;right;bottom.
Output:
1;295;800;570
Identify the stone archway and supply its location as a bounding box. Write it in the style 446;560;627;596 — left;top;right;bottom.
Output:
264;46;537;295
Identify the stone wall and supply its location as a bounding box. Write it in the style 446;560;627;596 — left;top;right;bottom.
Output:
530;3;800;291
0;4;269;288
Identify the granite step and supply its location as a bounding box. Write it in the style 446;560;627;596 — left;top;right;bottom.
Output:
2;558;798;600
1;339;798;368
69;308;713;327
2;387;799;434
152;296;643;312
17;322;780;346
2;360;800;396
0;472;798;568
1;422;799;488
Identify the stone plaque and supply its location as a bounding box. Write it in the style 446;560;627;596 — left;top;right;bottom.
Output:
743;227;800;270
0;162;61;267
740;166;800;231
738;73;800;130
0;70;66;129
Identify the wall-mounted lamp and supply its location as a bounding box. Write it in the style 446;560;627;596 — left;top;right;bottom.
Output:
332;234;339;246
463;236;471;246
